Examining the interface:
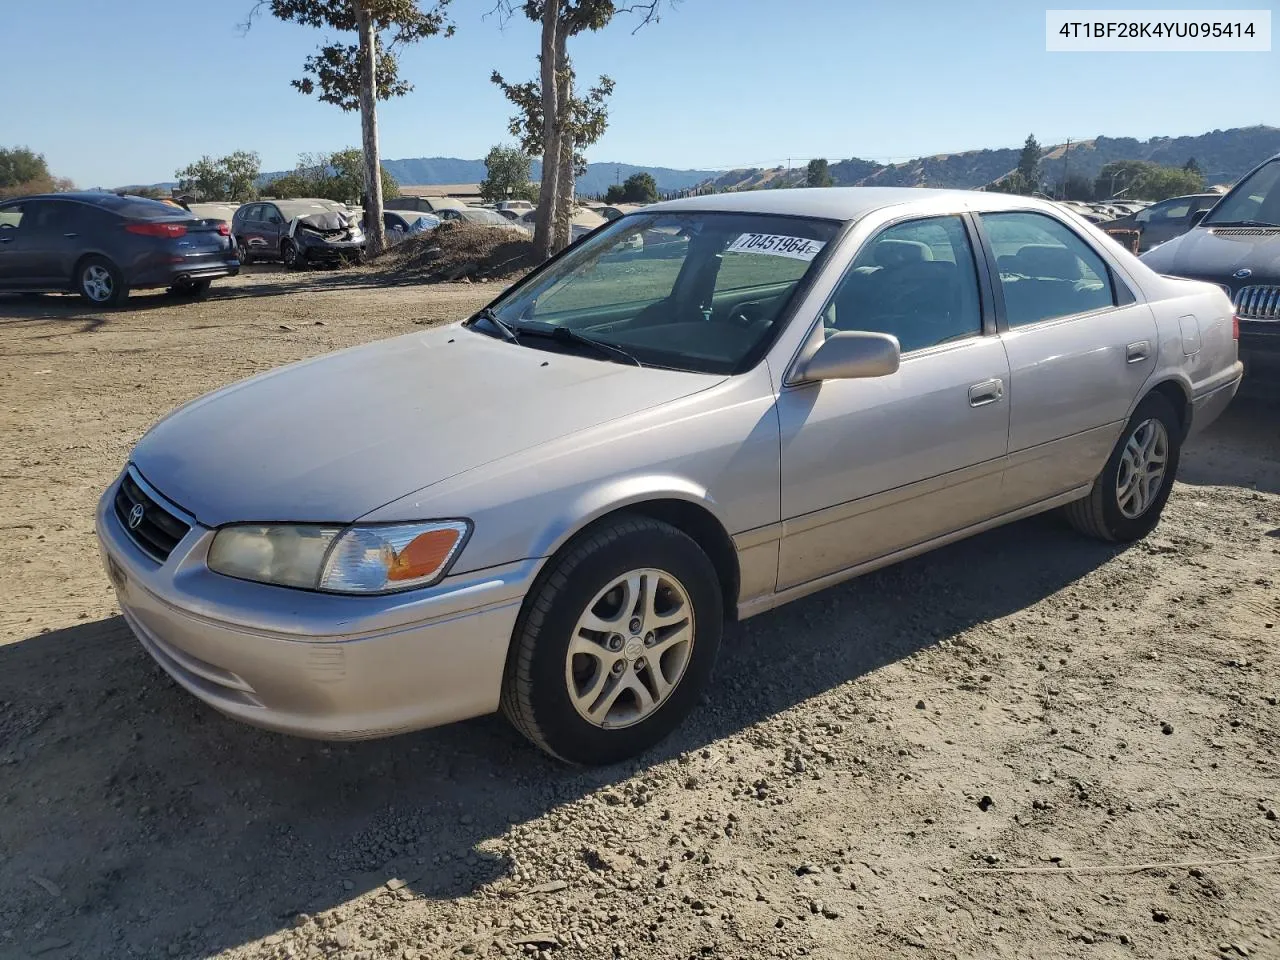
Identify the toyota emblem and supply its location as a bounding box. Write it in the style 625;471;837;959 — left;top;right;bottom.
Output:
1233;268;1252;279
127;503;145;530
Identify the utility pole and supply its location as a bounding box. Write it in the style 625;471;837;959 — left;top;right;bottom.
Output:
1060;138;1072;199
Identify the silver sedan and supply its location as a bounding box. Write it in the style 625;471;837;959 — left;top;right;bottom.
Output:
96;187;1243;764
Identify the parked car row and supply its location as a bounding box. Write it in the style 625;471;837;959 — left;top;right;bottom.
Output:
1141;152;1280;386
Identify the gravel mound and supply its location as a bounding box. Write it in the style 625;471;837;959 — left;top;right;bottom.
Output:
380;221;536;283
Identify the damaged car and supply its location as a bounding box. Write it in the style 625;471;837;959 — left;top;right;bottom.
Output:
231;199;364;268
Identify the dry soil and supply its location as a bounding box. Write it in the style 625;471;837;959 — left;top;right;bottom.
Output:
0;267;1277;960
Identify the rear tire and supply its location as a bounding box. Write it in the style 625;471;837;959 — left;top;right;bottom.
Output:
76;256;127;306
501;515;723;765
1064;392;1181;542
235;238;251;264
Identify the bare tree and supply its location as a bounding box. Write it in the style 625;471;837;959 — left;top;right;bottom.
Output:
243;0;453;257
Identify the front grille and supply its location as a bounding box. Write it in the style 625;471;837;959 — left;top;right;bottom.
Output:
1234;285;1280;321
113;469;191;562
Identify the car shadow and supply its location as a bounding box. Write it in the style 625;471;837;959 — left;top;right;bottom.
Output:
1179;395;1280;494
0;513;1124;958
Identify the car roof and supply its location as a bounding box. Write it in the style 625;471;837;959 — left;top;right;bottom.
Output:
647;186;1071;222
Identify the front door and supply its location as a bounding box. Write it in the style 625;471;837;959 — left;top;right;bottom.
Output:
776;214;1011;591
0;200;73;288
976;210;1158;507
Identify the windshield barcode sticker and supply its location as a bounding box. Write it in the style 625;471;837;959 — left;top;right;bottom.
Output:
725;233;826;261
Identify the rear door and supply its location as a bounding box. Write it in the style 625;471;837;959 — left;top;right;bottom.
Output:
976;210;1157;507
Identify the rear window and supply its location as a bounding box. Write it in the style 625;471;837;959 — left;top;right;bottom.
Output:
88;194;189;220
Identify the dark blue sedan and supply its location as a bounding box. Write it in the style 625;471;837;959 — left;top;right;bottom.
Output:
0;192;239;305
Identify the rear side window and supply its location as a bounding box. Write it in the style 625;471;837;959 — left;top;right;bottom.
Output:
88;194;188;220
981;212;1116;327
824;215;984;352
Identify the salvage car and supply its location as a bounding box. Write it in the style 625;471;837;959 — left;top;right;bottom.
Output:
0;192;238;304
231;199;363;267
1141;153;1280;384
1101;193;1220;252
97;188;1241;764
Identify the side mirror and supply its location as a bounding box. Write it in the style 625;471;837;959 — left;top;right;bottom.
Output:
790;330;901;383
1189;209;1209;228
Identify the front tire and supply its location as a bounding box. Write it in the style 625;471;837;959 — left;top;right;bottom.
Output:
501;515;723;765
281;239;303;270
1064;392;1181;542
77;256;127;306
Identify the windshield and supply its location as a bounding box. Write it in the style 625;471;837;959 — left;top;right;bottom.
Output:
1204;159;1280;226
480;211;839;374
459;208;516;227
276;199;350;219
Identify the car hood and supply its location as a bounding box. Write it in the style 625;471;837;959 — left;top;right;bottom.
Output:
131;326;723;527
1141;225;1280;282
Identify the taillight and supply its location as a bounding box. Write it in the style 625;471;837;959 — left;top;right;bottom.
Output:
1232;314;1240;340
217;223;230;236
125;221;188;239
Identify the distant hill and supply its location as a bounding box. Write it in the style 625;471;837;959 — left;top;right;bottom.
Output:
696;125;1280;194
256;157;717;197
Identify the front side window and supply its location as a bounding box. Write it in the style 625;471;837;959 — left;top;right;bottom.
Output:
1204;159;1280;226
0;202;25;230
981;212;1116;327
482;212;839;374
823;215;983;353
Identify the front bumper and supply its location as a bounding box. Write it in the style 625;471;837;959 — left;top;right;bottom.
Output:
95;472;537;740
1239;320;1280;381
296;238;365;263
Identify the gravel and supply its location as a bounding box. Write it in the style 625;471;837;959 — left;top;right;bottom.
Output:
0;272;1277;959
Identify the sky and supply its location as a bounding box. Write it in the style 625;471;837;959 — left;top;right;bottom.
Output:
2;0;1276;187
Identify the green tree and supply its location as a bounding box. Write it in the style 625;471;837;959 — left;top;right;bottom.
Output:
263;150;397;202
491;0;665;258
175;151;261;201
1016;134;1041;190
0;146;73;198
603;183;625;204
1095;160;1204;201
479;144;537;202
247;0;454;256
0;146;49;190
1183;156;1202;176
990;170;1031;195
618;171;657;204
1061;173;1094;201
805;158;832;188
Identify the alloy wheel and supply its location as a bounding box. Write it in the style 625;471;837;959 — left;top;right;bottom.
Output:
82;265;113;302
564;568;695;730
1115;418;1169;519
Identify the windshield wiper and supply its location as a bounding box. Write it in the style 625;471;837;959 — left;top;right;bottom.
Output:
519;322;643;367
468;307;521;342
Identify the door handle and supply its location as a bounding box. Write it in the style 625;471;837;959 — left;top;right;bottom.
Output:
968;378;1004;407
63;232;78;238
1126;340;1151;363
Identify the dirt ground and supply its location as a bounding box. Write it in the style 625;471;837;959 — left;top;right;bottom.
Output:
0;267;1277;960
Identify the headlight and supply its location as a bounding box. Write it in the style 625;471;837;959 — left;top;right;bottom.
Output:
207;521;470;594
